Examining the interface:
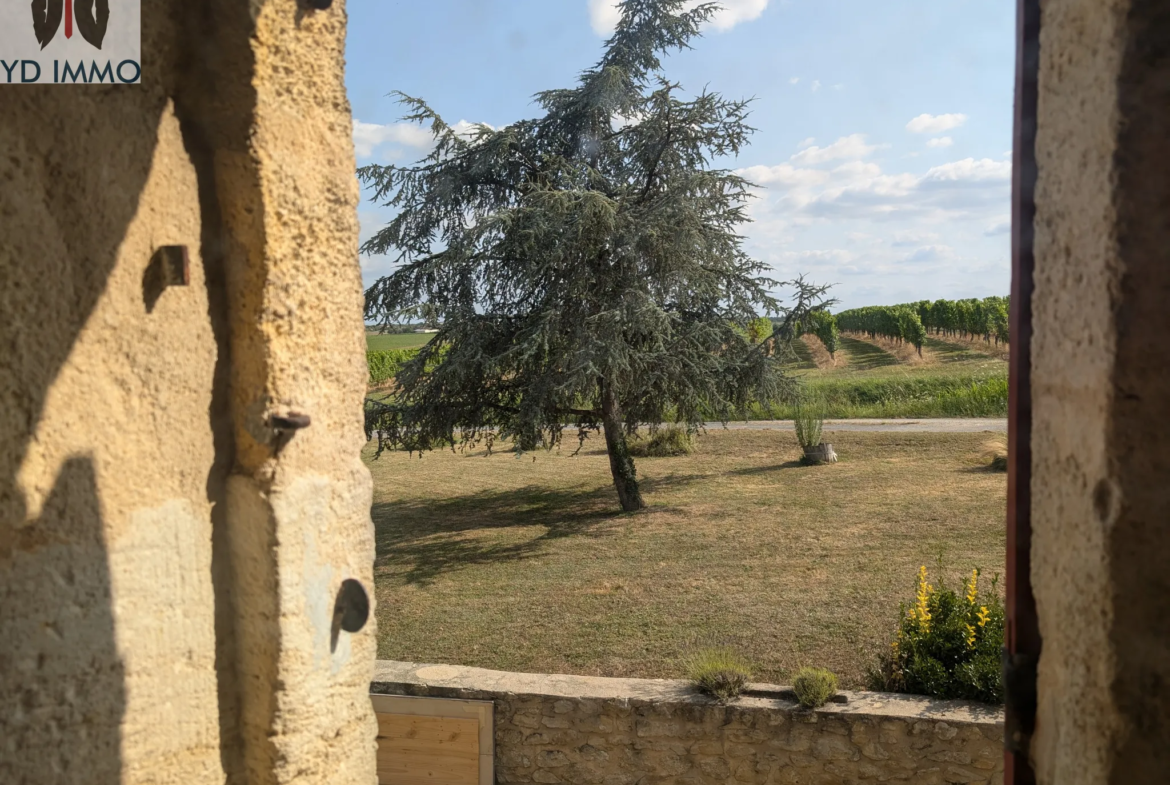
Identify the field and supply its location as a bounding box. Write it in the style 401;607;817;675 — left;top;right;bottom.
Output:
369;428;1006;688
366;331;433;351
364;331;1008;418
771;334;1008;418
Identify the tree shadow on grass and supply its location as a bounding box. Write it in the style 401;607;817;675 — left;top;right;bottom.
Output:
839;336;900;371
373;473;705;586
723;460;807;477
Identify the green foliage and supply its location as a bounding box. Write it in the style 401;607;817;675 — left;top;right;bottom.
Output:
745;316;774;345
806;310;840;359
629;426;695;457
686;648;753;702
915;297;1011;345
357;0;831;510
793;396;826;450
367;349;420;386
836;296;1013;354
869;566;1005;704
836;305;928;356
792;667;839;708
763;375;1008;420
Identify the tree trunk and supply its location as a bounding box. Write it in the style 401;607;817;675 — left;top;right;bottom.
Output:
600;381;645;512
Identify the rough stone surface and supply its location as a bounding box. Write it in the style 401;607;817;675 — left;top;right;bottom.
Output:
0;2;375;784
1031;1;1169;783
373;661;1004;784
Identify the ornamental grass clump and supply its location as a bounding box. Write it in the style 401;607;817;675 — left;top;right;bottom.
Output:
869;566;1005;704
686;648;753;702
629;426;695;457
981;439;1009;472
793;396;826;451
792;667;838;709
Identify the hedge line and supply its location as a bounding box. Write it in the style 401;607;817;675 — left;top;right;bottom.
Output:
368;349;419;386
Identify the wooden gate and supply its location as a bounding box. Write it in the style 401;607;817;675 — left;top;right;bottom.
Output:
371;694;494;785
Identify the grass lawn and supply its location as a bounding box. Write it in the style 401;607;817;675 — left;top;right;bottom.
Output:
366;332;433;351
772;335;1008;419
370;429;1006;688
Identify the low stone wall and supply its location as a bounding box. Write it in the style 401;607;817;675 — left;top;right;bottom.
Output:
372;661;1004;785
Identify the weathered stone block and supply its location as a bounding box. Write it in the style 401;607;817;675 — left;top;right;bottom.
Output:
696;755;732;779
514;711;543;729
812;734;861;762
934;722;959;741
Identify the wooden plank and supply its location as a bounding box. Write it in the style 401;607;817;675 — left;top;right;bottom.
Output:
375;714;480;785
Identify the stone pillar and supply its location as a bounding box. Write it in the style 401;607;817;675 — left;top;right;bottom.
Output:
1030;1;1169;782
0;2;376;784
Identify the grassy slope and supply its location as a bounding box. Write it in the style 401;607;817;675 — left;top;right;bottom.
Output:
771;335;1008;418
370;429;1006;687
363;332;1008;417
366;332;433;351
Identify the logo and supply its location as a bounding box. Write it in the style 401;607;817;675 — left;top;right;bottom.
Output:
2;0;138;84
33;1;110;50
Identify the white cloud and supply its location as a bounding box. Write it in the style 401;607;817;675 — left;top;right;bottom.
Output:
450;119;497;140
353;118;497;160
926;136;954;148
790;134;877;165
891;231;939;247
810;79;822;93
789;77;800;85
739;163;831;188
797;137;816;149
738;154;1010;224
906;113;968;134
984;218;1011;236
902;244;956;263
589;0;768;36
832;84;845;91
353;120;434;158
920;157;1011;183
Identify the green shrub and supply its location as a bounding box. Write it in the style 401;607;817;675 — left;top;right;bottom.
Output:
685;648;753;702
792;667;838;708
793;397;826;450
758;373;1008;420
367;348;420;386
629;426;695;457
869;566;1005;704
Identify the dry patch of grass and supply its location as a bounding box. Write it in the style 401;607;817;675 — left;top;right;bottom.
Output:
843;332;934;365
927;334;1011;362
800;334;842;370
369;430;1006;688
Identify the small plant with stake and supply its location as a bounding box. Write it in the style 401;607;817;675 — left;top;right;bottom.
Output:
794;396;836;464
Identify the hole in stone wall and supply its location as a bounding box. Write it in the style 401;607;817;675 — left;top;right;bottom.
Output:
331;578;370;652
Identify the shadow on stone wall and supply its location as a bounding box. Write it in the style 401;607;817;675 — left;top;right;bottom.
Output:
0;84;166;781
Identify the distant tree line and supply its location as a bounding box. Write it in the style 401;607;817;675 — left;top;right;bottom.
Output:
915;297;1010;346
816;296;1010;358
836;305;929;356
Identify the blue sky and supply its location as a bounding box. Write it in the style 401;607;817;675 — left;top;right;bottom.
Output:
346;0;1014;311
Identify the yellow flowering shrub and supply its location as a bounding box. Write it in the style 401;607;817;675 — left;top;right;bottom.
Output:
868;565;1005;704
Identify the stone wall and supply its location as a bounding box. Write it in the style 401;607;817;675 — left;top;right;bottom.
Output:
1;2;375;784
1030;0;1170;782
373;661;1004;785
